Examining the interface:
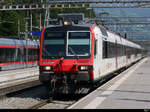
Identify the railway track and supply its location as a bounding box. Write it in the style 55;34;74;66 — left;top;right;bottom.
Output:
27;60;142;109
0;59;144;109
29;99;51;109
0;81;82;109
0;78;41;97
29;99;75;109
28;95;82;109
0;67;40;97
27;69;128;109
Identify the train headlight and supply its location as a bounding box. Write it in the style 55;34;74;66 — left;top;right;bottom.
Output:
45;66;51;70
40;66;53;71
81;66;88;70
78;66;93;71
64;21;68;25
44;66;52;71
63;21;72;26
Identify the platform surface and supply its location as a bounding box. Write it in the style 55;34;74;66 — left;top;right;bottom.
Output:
0;67;39;88
69;57;150;109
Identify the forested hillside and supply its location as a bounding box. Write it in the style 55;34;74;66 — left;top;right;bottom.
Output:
0;0;95;38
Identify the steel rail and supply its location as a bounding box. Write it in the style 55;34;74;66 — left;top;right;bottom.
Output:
29;99;51;109
28;97;77;109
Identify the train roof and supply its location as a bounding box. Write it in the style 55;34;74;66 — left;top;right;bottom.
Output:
46;23;142;49
46;24;92;31
94;24;142;49
0;38;39;47
107;30;142;49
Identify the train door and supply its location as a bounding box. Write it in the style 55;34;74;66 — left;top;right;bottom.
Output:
94;33;102;79
19;46;24;68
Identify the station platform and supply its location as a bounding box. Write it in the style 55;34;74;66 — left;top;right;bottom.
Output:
68;57;150;109
0;67;39;90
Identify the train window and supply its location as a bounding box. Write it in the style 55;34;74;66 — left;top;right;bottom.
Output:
67;32;90;56
17;48;21;62
124;46;126;55
0;48;5;63
1;48;17;63
112;42;116;57
103;41;108;58
94;39;97;58
108;42;116;58
45;32;65;39
28;49;32;61
100;27;108;37
33;49;39;61
43;32;66;58
103;41;125;58
109;42;112;58
25;48;38;61
107;42;111;58
116;44;125;57
111;42;115;57
118;44;121;56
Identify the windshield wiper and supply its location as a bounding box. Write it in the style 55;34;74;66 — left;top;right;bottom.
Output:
68;46;79;59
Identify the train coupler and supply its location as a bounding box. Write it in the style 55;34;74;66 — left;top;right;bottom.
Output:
47;76;57;101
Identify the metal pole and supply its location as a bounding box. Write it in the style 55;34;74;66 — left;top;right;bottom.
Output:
30;10;32;32
90;9;92;19
40;10;42;31
44;0;50;27
30;10;33;39
40;0;43;30
25;18;29;68
18;20;20;38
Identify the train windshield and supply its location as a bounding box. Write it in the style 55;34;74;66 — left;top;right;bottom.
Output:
42;32;66;58
67;32;90;56
42;31;91;59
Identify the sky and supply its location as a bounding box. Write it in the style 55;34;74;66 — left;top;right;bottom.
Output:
94;8;150;17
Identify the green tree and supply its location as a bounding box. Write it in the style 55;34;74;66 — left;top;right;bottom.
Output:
0;1;96;38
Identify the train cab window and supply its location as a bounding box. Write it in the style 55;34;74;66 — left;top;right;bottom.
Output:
67;32;90;56
42;32;66;58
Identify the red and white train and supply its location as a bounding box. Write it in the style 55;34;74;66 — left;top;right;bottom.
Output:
39;20;143;95
0;37;39;70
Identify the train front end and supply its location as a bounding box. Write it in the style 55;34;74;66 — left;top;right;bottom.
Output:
39;24;95;94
